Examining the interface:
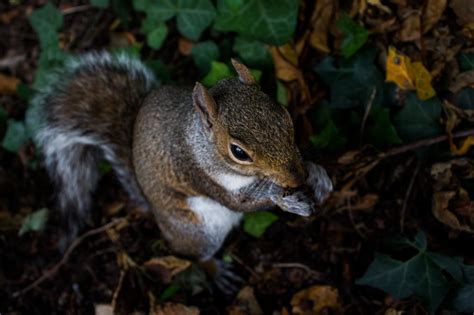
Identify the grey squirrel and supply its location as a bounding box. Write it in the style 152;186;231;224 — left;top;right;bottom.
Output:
34;51;332;270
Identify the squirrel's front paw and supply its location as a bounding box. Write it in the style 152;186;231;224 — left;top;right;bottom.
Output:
305;162;333;205
273;191;313;217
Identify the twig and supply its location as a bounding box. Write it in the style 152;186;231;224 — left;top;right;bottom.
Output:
380;129;474;158
61;5;93;15
12;218;127;298
359;88;377;145
272;262;326;280
400;160;420;232
111;269;126;311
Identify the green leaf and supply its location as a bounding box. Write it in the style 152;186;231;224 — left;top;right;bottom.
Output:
336;15;369;58
192;41;220;73
357;253;449;314
310;119;347;151
214;0;298;45
91;0;109;8
0;107;7;125
159;283;180;302
428;253;464;283
233;37;271;67
314;48;384;109
243;211;278;238
146;24;168;49
25;99;43;139
33;47;68;89
393;92;442;141
16;83;36;102
366;106;402;147
19;208;49;236
276;80;288;106
462;264;474;283
450;285;474;313
202;61;233;87
175;0;216;40
29;3;63;50
2;119;28;152
458;53;474;72
135;0;215;41
456;88;474;110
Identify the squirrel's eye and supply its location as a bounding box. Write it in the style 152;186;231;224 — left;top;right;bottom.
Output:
230;144;252;162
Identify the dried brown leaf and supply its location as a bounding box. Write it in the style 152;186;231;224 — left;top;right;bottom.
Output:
228;286;263;315
153;303;200;315
144;256;191;283
422;0;447;33
179;37;194;56
291;285;342;315
0;73;20;95
309;0;334;53
449;70;474;93
398;12;421;42
94;304;113;315
450;0;474;25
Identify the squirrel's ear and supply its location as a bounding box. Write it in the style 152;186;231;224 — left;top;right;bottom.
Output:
193;82;218;130
231;58;257;85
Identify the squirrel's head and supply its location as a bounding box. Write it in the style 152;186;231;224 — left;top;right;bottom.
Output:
192;59;305;188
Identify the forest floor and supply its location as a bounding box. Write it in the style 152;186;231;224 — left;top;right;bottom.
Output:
0;0;473;314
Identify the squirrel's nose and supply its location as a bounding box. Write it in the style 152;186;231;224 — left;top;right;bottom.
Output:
282;163;306;188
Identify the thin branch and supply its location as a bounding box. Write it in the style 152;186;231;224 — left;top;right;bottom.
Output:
400;160;420;233
272;262;326;280
61;5;93;15
380;129;474;158
13;218;127;298
360;88;377;145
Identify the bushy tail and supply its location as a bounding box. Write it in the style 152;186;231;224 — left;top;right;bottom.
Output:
34;51;156;240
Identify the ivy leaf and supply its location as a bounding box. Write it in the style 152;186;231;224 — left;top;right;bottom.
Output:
336;15;369;58
366;106;402;147
134;0;215;41
276;80;288;106
214;0;298;45
449;285;474;313
243;211;278;238
2;119;28;152
458;53;474;72
429;253;464;283
29;2;63;50
314;48;384;109
19;208;49;236
201;61;233;87
175;0;216;40
91;0;109;8
310;119;347;151
393;92;442;141
357;253;449;314
0;107;7;125
192;41;220;73
233;37;271;67
146;24;168;49
456;88;474;110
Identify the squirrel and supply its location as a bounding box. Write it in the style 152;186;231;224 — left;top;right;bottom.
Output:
33;51;332;285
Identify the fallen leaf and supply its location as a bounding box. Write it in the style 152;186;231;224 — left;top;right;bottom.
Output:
95;304;113;315
450;0;474;26
451;136;474;155
398;11;421;42
179;37;194;56
144;256;191;283
386;47;436;100
228;286;263;315
449;70;474;93
270;46;300;82
422;0;447;33
0;73;20;95
368;0;392;14
309;0;334;53
153;303;200;315
291;285;342;315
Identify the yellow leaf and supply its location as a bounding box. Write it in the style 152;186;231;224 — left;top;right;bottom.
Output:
386;47;415;90
450;135;474;155
386;47;436;100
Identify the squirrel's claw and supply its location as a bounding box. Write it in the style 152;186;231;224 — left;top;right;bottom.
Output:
200;259;244;296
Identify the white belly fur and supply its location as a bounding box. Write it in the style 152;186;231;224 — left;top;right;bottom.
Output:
186;196;242;248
